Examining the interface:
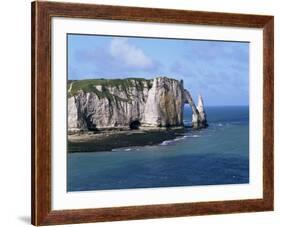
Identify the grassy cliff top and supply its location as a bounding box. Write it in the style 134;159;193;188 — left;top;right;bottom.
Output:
68;78;153;99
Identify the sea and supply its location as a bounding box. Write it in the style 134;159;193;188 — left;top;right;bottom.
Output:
67;106;249;191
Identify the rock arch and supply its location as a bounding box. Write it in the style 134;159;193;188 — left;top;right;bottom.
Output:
183;90;207;129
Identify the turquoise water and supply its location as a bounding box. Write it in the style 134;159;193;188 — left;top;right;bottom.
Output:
67;106;249;191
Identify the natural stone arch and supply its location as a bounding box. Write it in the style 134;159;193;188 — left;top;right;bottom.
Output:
183;90;207;129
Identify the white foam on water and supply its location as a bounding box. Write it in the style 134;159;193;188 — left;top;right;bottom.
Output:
112;147;132;152
160;140;173;146
160;133;201;146
184;135;200;138
174;137;185;141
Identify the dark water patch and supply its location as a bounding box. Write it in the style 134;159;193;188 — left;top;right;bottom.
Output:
67;153;249;191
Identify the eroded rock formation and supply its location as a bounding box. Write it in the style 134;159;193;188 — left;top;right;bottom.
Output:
68;77;207;132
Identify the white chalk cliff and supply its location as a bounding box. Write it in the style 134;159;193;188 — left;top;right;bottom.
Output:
68;77;207;132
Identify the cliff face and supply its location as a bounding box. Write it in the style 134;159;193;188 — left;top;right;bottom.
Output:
68;77;207;132
142;77;184;127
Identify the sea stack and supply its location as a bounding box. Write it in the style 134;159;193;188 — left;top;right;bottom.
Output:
192;94;207;128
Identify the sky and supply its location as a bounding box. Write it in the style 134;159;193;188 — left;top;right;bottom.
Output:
67;34;249;106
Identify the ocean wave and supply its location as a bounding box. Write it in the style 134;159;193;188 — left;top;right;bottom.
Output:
112;147;133;152
184;135;200;138
174;137;185;141
160;134;200;146
160;140;174;146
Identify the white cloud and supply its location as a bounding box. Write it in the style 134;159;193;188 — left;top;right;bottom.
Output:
109;38;154;69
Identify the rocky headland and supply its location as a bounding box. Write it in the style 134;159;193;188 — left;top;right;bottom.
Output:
67;77;207;152
68;77;207;130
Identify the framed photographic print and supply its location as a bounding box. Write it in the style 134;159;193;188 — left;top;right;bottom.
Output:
31;1;274;226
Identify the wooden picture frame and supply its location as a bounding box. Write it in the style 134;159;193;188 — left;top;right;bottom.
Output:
31;1;274;226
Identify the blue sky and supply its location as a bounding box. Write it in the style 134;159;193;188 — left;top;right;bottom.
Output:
68;34;249;106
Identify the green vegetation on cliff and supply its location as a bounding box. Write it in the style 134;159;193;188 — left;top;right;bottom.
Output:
68;78;152;102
